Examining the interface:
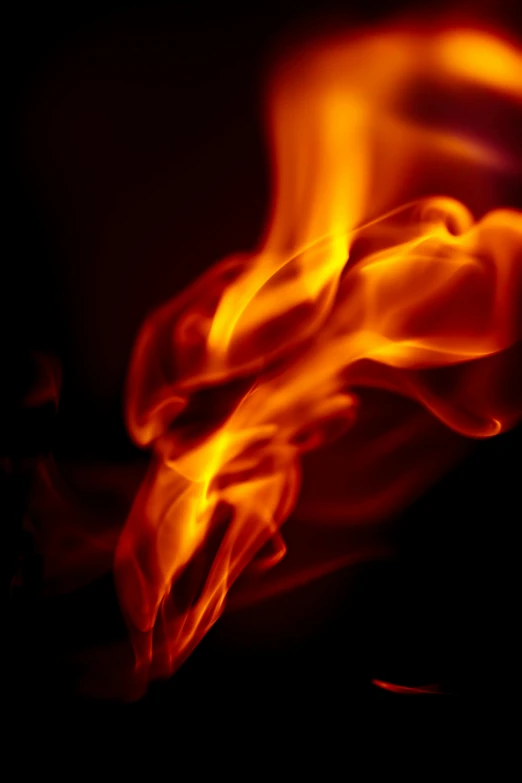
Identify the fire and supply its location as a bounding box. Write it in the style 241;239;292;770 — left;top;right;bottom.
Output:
114;25;522;687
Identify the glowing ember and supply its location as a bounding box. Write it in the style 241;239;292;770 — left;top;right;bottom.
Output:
114;25;522;686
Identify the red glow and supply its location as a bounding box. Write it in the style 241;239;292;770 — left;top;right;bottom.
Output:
372;679;443;694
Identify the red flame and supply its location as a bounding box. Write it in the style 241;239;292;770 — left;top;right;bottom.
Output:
372;679;443;694
112;24;522;688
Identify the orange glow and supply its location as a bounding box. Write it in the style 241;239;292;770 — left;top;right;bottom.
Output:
115;24;522;687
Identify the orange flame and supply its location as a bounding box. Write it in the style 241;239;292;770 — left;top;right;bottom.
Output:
115;25;522;687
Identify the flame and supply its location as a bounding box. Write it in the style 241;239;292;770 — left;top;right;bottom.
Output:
115;24;522;688
372;679;443;694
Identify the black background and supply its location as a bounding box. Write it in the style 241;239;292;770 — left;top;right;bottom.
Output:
4;0;522;712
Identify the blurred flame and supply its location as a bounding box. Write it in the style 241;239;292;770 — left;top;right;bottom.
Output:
372;679;443;694
115;25;522;687
439;30;522;95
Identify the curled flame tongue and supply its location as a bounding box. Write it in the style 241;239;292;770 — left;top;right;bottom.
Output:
115;27;522;682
